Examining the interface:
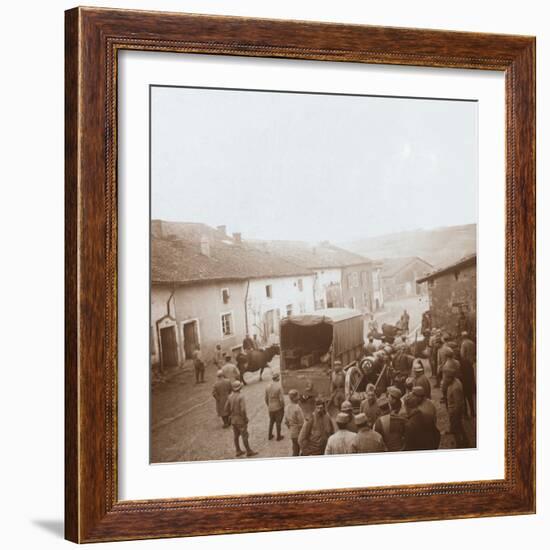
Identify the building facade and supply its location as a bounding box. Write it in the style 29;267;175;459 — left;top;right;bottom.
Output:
380;256;433;301
417;254;476;338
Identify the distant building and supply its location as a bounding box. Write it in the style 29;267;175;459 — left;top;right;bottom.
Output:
248;240;383;312
151;221;313;372
380;256;433;301
416;253;476;338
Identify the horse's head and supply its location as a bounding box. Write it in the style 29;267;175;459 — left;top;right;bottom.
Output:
267;344;280;360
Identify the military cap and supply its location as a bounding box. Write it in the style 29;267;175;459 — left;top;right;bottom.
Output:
341;400;353;412
377;395;390;414
387;386;403;400
405;376;415;388
232;380;243;391
314;397;325;406
288;389;299;399
271;372;280;381
334;360;342;366
412;386;426;398
354;413;369;427
335;412;350;425
413;362;424;373
216;369;224;377
404;392;420;409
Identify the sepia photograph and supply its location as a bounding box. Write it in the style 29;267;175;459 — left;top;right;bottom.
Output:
149;85;478;463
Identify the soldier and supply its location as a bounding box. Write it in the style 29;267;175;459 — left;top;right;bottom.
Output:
192;345;205;384
330;361;346;410
212;370;232;428
285;389;305;456
412;359;432;399
351;413;385;453
265;372;285;441
224;380;258;457
298;398;334;456
359;384;382;427
374;387;407;451
325;413;356;455
340;400;358;433
443;364;468;448
403;393;437;451
411;385;441;449
242;334;254;352
437;336;454;388
364;336;377;356
221;354;241;383
459;331;476;417
213;343;224;368
401;309;410;333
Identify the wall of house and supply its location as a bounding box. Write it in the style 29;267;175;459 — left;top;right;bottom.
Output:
382;259;432;301
246;275;315;343
341;264;377;312
151;281;249;367
427;264;477;337
313;268;342;309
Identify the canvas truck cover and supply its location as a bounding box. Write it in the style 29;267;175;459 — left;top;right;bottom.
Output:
280;308;364;362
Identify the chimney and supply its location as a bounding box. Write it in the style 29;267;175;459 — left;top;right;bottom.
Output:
216;225;227;237
233;232;242;243
200;235;211;257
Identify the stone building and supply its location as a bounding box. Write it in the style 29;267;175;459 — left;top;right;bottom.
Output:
380;256;433;301
416;253;476;338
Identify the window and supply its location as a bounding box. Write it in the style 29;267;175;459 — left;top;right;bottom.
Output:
221;313;233;337
297;278;303;292
286;304;293;316
363;292;369;306
348;297;356;309
265;284;272;298
361;271;368;286
348;272;359;288
221;288;230;304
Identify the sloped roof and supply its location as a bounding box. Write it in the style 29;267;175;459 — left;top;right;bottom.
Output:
416;253;476;283
380;256;433;278
151;235;311;285
248;240;373;269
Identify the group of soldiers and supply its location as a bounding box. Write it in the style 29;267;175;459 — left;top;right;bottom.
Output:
209;316;476;458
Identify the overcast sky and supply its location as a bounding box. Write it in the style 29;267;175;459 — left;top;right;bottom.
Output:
151;86;477;243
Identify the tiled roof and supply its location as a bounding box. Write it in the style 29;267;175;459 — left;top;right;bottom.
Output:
248;240;373;269
416;253;476;283
151;230;311;285
380;256;433;278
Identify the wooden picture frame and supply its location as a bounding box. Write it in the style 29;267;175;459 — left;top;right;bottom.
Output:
65;6;536;543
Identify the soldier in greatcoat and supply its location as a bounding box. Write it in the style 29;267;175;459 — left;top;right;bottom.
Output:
212;370;232;428
224;380;258;457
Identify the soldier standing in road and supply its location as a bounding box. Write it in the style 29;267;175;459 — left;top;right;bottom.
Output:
330;361;346;410
340;400;358;433
459;331;476;417
221;354;240;383
412;386;440;449
412;359;432;399
374;389;407;451
359;384;382;427
285;389;305;456
265;372;285;441
212;370;232;428
298;398;334;456
325;412;356;455
224;380;258;457
403;393;438;451
443;364;468;448
351;413;385;453
213;344;224;368
192;345;205;384
364;336;377;356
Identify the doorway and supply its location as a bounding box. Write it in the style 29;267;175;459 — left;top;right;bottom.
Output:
183;320;199;359
160;325;178;368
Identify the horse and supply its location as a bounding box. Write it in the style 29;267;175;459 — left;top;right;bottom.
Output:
238;344;280;384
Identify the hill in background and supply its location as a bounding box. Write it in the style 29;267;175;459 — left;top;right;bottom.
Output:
342;223;476;268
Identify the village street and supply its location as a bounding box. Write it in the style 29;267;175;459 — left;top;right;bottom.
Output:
151;322;475;463
371;294;429;340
